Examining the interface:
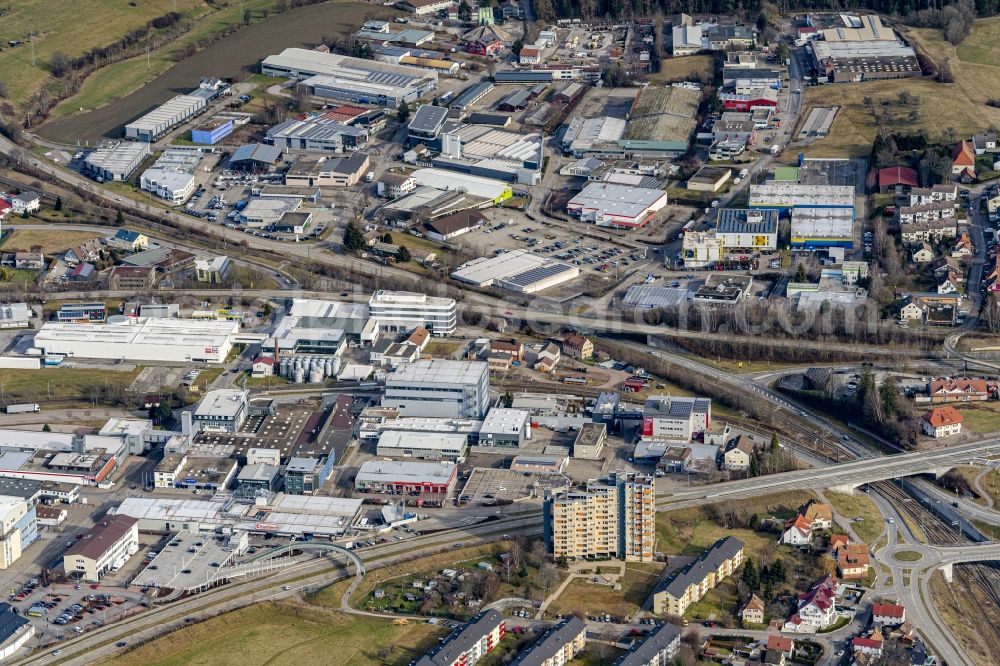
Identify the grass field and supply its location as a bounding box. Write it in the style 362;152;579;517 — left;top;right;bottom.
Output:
802;18;1000;158
930;571;995;666
825;491;884;544
0;367;139;405
0;228;102;254
106;603;447;666
952;402;1000;434
892;550;923;561
568;645;626;665
40;1;399;143
546;563;664;619
0;0;205;114
650;55;715;83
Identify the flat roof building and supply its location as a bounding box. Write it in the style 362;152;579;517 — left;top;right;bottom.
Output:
193;389;249;433
35;317;239;363
267;115;369;153
411;168;513;203
715;208;778;249
125;94;207;142
749;182;855;210
368;290;457;336
84;141;151;182
376;431;469;460
450;249;580;293
355;460;457;496
791;208;855;248
384;360;490;419
140;148;202;203
567;183;669;229
478;408;531;448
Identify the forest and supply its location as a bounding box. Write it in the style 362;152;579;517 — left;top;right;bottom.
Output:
531;0;1000;24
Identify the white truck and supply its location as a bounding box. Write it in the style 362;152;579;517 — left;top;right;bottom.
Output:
5;403;39;414
365;171;375;183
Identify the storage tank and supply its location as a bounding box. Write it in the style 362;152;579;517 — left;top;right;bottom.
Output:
324;358;333;376
281;357;292;377
309;367;324;383
330;357;341;376
294;368;305;383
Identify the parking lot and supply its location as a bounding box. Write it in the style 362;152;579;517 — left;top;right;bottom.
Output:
457;468;568;505
132;533;234;592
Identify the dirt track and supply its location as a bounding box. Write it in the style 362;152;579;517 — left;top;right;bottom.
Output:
38;2;397;144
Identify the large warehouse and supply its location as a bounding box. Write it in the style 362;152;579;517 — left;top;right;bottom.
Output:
411;168;512;205
34;317;239;363
83;141;151;182
790;208;855;249
125;94;207;142
748;182;855;211
383;360;490;420
620;85;700;157
451;249;580;293
715;208;778;249
262;49;437;109
567;183;669;228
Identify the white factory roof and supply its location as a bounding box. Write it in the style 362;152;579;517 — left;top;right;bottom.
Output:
114;497;229;524
568;183;667;218
357;460;456;485
749;182;855;208
369;290;454;308
241;197;301;220
85;142;149;173
377;430;468;451
380;417;483;434
35;317;239;349
194;389;248;419
0;302;31;324
479;408;529;436
268;493;363;517
791;207;855;238
451;248;574;287
386;359;486;386
812;40;915;60
263;48;436;82
0;429;123;454
98;418;152;438
411;168;509;200
126;94;205;132
270;298;369;350
622;285;691;309
289;298;369;319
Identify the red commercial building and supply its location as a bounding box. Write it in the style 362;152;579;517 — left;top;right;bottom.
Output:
354;460;457;496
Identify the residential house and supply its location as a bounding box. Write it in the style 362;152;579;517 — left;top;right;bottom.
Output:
251;357;274;378
407;326;431;352
13;253;44;270
951;233;974;258
510;615;586;666
785;577;837;632
800;500;832;529
766;635;794;656
561;332;593;360
491;338;524;362
937;271;960;294
780;515;813;546
64;239;103;266
0;200;10;219
834;543;870;579
922;406;963;438
872;602;906;626
972;132;997;155
108;229;150;252
898;201;955;226
951;140;976;179
64;262;96;282
723;434;754;471
911;242;934;263
500;0;523;19
908;184;958;206
853;629;884;657
877;166;918;194
738;594;765;625
652;536;744;615
519;47;542;65
899;217;958;244
108;265;155;290
11;192;41;215
534;342;561;373
378;173;417;199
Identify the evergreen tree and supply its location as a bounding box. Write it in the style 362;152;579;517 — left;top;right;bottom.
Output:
396;102;411;124
42;424;51;432
749;453;760;477
54;196;62;211
382;232;394;244
397;245;412;263
770;432;780;453
343;221;366;252
741;559;759;591
115;210;124;226
879;375;899;418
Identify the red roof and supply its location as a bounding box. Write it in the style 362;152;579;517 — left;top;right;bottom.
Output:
872;602;905;619
0;200;10;213
853;637;884;649
767;635;794;652
924;405;964;427
253;356;274;366
878;166;918;189
952;140;975;167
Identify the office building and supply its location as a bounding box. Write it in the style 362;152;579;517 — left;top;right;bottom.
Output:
235;464;281;493
192;389;249;433
642;396;711;441
368;290;457;336
284;456;335;495
414;610;505;666
477;409;531;447
191;118;234;145
0;498;36;569
545;471;655;562
140;149;202;203
266;115;369;153
383;360;490;419
652;537;744;615
62;515;139;582
512;616;587;666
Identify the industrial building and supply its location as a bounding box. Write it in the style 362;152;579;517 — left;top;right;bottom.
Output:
266;115;369;152
408;104;450;144
35;317;239;363
790;207;855;248
83;141;151;182
0;303;31;329
450;81;495;115
477;408;531;448
284;456;335;495
715;208;778;249
368;290;457;336
429;125;544;185
125;93;207;142
229;143;284;172
642;395;712;441
62;515;139;582
545;471;655;562
620;85;700;157
0;603;33;660
812;40;920;82
355;460;458;497
383;360;490;419
567;183;669;229
681;231;725;268
451;249;580;294
749;182;855;211
376;431;469;460
140;149;202;203
264;298;375;355
191;117;234;145
411;168;512;204
262;49;437;109
561;116;628;157
621;285;691;309
192;389;249;433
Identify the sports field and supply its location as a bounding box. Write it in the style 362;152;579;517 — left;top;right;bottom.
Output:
801;18;1000;158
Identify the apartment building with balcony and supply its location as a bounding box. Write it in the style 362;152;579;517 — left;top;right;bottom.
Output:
545;471;655;563
652;536;745;616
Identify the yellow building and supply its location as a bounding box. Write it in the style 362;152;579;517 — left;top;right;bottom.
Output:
653;536;745;615
545;471;655;563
